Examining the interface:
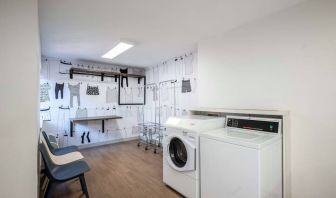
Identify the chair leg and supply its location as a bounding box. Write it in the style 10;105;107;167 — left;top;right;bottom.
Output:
79;174;89;198
44;180;53;198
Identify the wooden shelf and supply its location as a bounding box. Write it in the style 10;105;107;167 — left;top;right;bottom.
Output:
69;67;146;81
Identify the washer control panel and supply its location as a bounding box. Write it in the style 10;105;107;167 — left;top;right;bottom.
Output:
226;117;281;133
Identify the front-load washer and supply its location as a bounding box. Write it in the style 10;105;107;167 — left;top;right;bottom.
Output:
200;116;283;198
163;115;225;198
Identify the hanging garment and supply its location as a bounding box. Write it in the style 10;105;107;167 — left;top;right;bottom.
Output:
76;108;88;118
137;107;144;123
125;87;133;103
68;83;80;107
184;54;194;75
112;106;117;115
166;106;172;118
81;132;86;144
175;58;184;79
76;108;88;125
152;86;158;101
133;86;144;104
41;59;51;80
57;107;70;138
106;86;118;103
126;106;132;117
120;87;132;104
40;107;51;121
160;84;170;102
40;83;51;102
138;86;143;97
181;80;192;93
86;85;99;95
120;68;128;88
86;132;91;143
55;83;64;99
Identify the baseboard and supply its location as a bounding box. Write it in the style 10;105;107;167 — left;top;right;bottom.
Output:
78;136;139;149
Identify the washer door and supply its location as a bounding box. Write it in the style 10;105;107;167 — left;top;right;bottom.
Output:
166;135;195;172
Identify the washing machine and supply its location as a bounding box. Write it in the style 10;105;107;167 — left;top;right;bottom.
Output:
163;115;225;198
200;116;283;198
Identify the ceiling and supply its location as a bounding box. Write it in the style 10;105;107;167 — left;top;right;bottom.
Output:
39;0;306;67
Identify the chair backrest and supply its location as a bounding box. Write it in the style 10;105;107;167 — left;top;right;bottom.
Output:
39;143;56;175
42;131;56;155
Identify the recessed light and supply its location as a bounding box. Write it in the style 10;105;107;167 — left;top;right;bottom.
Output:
102;41;134;59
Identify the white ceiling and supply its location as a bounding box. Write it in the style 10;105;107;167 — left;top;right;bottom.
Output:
39;0;306;67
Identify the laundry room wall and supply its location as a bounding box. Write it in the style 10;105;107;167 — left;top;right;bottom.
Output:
0;0;40;197
40;57;145;147
145;51;198;125
197;0;336;197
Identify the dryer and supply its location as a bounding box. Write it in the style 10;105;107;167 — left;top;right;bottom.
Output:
163;115;225;198
200;116;283;198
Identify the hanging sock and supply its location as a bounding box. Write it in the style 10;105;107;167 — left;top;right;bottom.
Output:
81;132;86;144
86;131;91;143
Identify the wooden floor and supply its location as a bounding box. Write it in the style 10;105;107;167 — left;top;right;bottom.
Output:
47;140;183;198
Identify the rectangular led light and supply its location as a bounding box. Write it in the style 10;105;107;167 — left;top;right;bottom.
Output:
102;42;134;59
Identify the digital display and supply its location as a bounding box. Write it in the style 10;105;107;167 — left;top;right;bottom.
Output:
227;118;279;133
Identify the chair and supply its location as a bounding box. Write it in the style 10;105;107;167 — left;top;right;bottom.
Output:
42;131;78;155
39;143;90;198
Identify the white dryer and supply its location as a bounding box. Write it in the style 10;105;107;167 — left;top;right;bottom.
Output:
200;116;283;198
163;115;225;198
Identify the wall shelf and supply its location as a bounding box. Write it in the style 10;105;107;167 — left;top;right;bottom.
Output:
69;67;146;105
69;67;146;81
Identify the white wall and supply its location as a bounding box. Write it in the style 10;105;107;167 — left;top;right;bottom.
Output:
0;0;40;197
197;0;336;197
145;52;198;124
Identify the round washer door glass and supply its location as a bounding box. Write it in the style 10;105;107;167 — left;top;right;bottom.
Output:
169;137;188;168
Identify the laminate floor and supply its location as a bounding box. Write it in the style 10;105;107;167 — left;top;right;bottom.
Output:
46;140;183;198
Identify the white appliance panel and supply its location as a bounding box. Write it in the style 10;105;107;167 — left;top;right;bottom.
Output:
200;137;259;198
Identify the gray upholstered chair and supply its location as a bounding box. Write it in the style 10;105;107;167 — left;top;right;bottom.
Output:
42;131;78;155
39;143;90;198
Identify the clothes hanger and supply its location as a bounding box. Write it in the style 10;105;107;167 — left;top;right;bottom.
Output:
59;105;70;110
60;60;72;65
40;107;51;111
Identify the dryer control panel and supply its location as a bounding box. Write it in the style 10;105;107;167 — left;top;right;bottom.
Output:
226;116;281;133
